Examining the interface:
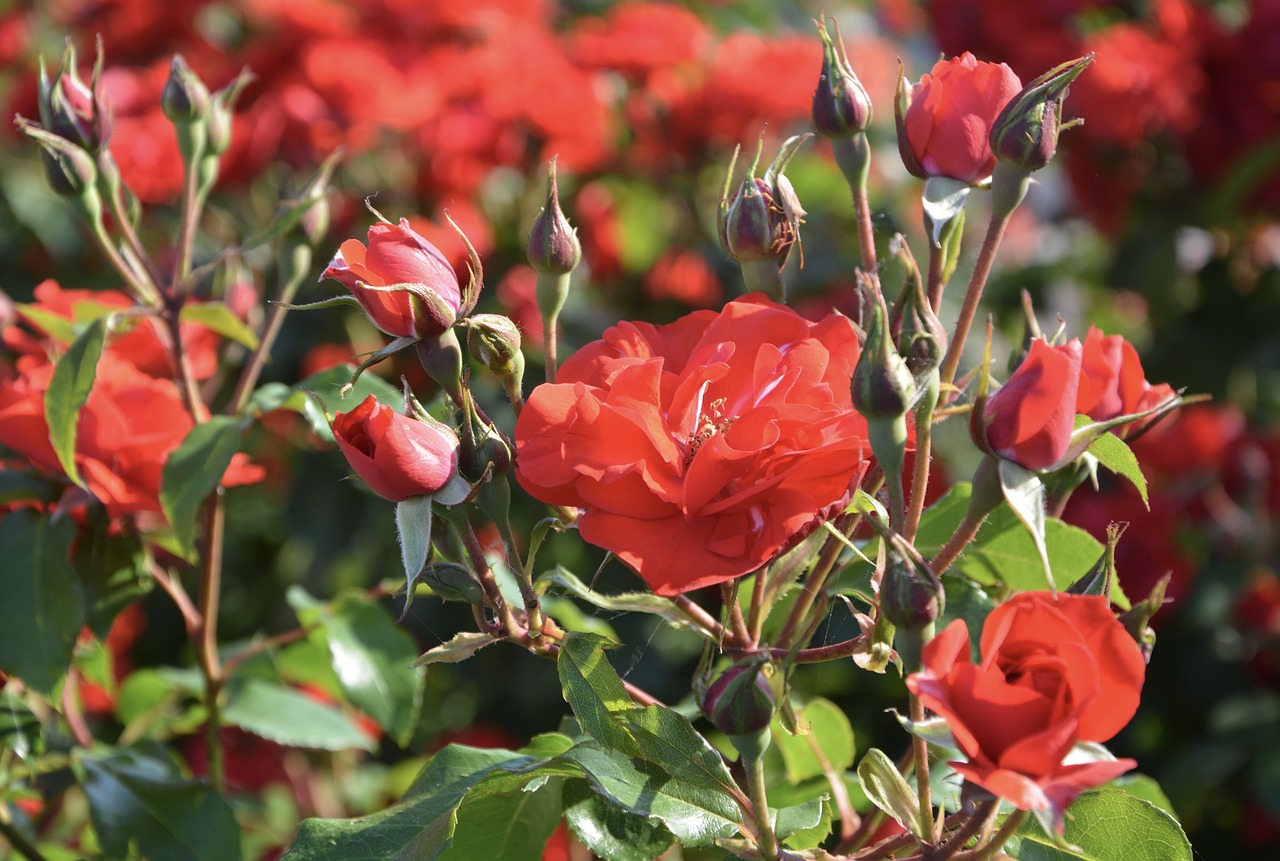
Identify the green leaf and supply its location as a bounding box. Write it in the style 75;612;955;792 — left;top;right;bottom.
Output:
289;589;424;747
222;678;376;752
773;697;856;784
940;577;996;661
562;778;675;861
540;568;714;640
961;513;1103;594
413;631;500;667
440;778;564;861
1010;789;1192;861
996;460;1053;589
396;495;434;598
16;303;76;343
43;314;108;486
616;705;738;793
72;527;150;638
857;747;922;837
1;691;43;758
556;632;636;753
0;512;83;695
559;742;741;847
82;744;243;861
779;796;833;849
1087;432;1148;507
160;416;243;558
282;742;571;861
180;300;260;350
774;796;826;841
284;364;402;443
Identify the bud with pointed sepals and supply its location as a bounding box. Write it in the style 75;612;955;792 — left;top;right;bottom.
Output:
467;313;525;411
853;285;915;421
702;662;776;738
718;134;809;298
890;254;948;392
206;68;253;158
16;118;99;202
1067;523;1125;600
812;16;871;139
162;54;210;124
527;158;581;277
38;40;112;155
990;55;1092;174
881;548;943;633
422;561;485;605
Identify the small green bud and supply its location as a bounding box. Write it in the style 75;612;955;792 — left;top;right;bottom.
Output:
852;288;915;420
422;561;484;605
161;54;210;124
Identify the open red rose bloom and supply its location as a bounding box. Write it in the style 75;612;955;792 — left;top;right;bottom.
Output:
514;294;869;596
907;593;1147;825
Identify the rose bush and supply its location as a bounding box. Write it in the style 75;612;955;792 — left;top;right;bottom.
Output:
907;592;1147;825
514;294;869;596
321;218;464;339
898;51;1022;185
331;394;460;502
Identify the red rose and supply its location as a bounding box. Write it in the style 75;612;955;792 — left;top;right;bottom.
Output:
513;295;868;596
0;353;261;518
977;337;1083;471
899;52;1022;184
1076;326;1175;435
907;593;1146;824
321;218;463;339
331;395;459;502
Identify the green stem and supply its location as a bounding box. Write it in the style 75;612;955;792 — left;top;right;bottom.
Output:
743;751;780;861
905;379;939;543
537;271;571;381
228;241;312;415
931;799;998;861
739;258;786;301
910;694;935;842
197;491;226;793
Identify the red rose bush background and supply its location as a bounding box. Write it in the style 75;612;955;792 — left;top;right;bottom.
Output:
0;2;1276;860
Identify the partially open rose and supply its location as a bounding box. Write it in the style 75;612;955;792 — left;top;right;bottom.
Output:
514;294;868;596
907;593;1146;826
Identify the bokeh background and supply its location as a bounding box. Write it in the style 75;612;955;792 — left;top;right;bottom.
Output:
1;0;1277;858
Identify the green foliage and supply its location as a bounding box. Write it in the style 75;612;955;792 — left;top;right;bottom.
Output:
857;746;922;837
82;744;243;861
43;314;108;486
562;778;675;861
0;511;83;694
1086;432;1149;507
1010;789;1192;861
160;416;244;558
221;678;378;752
180;300;261;350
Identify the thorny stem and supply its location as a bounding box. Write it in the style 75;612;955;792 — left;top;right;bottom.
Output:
853;181;878;282
939;209;1014;387
747;566;769;646
954;810;1027;861
930;509;988;576
163;295;204;417
926;237;946;313
196;491;227;793
222;626;316;677
744;751;780;861
910;694;935;842
88;215;158;307
149;561;200;634
724;581;753;648
450;510;521;640
931;800;999;861
905;385;938;543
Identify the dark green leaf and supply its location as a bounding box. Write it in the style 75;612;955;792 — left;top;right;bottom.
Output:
1;692;43;758
160;416;243;558
44;315;108;486
0;512;83;695
557;632;636;753
617;705;737;793
562;778;675;861
960;513;1103;593
1010;789;1192;861
440;778;564;861
72;526;150;638
222;678;376;752
82;744;243;861
1087;432;1148;507
559;742;741;847
289;589;424;747
180;300;260;350
778;797;833;850
282;742;571;861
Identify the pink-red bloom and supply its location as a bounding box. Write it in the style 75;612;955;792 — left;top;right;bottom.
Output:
1077;326;1176;435
331;395;459;502
514;295;868;596
978;337;1083;471
322;219;462;340
899;52;1022;184
908;593;1146;825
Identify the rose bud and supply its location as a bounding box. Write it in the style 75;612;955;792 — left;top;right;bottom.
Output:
527;158;581;278
321;218;465;341
812;17;871;140
421;561;484;605
38;41;112;154
881;550;943;633
702;663;775;738
161;54;210;124
331;395;460;502
972;337;1083;471
990;55;1092;174
896;52;1022;186
718;135;809;297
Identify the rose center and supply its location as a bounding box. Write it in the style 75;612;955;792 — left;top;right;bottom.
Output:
685;397;737;467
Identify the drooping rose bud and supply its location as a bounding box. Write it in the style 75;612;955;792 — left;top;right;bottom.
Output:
321;218;464;340
812;17;871;140
467;313;526;411
702;663;775;738
990;55;1092;174
973;337;1083;471
896;52;1022;186
16;118;99;200
331;395;460;502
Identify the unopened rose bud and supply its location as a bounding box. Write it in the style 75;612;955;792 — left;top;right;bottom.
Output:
703;663;775;738
852;289;915;421
422;561;484;605
16;118;99;204
881;550;943;632
162;54;210;124
812;17;871;139
892;272;948;390
528;159;581;277
467;313;526;411
990;55;1092;174
719;136;808;270
39;41;112;154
